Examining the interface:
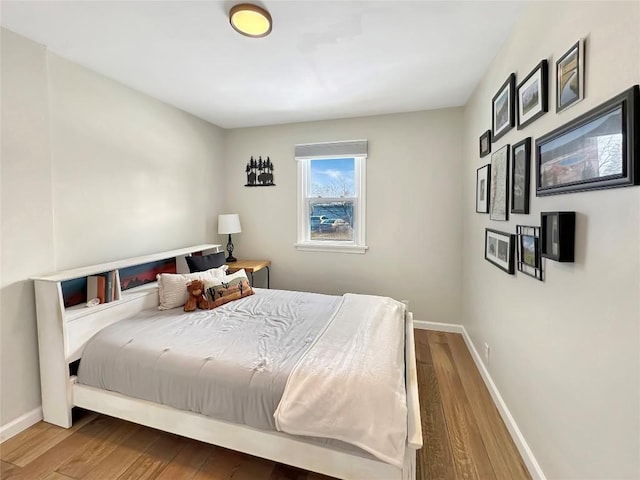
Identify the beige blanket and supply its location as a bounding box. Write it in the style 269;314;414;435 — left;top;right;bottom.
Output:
274;293;407;468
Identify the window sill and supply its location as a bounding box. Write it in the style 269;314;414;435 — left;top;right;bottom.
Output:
294;243;369;254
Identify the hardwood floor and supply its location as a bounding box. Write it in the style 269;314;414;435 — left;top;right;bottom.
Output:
415;330;530;480
0;330;530;480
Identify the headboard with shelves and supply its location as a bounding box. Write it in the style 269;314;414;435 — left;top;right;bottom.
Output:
32;244;220;427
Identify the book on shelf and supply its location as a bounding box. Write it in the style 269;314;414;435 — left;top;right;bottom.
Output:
87;275;106;304
105;271;113;303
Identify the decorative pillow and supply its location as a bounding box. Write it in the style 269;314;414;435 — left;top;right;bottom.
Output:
205;270;254;309
185;251;227;273
157;266;227;310
224;269;249;282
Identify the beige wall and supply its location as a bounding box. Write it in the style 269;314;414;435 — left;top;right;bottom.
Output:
225;109;464;322
0;28;226;427
462;2;640;478
1;29;55;427
48;54;227;270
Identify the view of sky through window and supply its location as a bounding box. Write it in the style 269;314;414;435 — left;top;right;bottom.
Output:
310;158;355;197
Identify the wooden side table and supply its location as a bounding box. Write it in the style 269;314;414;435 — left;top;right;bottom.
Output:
226;260;270;288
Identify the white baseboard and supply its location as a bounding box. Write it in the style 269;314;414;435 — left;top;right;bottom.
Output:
413;320;464;333
413;321;546;480
0;406;43;443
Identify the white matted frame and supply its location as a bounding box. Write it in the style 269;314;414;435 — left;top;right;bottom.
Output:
556;39;585;113
32;246;421;480
476;164;491;213
484;228;515;274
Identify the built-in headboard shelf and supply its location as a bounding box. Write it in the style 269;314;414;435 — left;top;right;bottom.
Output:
32;244;220;427
33;244;220;282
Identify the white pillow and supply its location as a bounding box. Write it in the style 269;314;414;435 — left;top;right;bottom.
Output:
157;266;227;310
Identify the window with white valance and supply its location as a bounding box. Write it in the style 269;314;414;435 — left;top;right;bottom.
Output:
294;140;368;254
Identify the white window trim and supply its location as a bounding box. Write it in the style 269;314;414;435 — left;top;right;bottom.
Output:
295;153;368;254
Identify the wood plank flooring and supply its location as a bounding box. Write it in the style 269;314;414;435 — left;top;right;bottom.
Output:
0;330;530;480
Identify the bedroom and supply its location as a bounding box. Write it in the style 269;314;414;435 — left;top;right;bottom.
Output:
1;1;638;479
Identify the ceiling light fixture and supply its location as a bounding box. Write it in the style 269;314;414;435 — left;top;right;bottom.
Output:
229;3;272;38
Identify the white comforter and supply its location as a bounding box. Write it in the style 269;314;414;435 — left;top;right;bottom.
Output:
274;293;408;468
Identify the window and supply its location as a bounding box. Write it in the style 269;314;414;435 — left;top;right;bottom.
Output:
295;140;368;253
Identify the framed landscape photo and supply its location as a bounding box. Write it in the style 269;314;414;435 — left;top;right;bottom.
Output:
517;225;543;281
492;73;516;142
479;130;491;157
556;39;585;113
511;137;531;214
517;60;548;129
485;228;515;274
476;164;491;213
490;144;510;221
536;85;639;196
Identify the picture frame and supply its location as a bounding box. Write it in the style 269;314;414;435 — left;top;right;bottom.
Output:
490;144;510;221
516;225;543;281
476;164;491;213
517;60;548;129
556;39;585;113
485;228;515;274
492;73;516;142
541;212;575;262
511;138;531;214
479;130;491;157
536;85;639;196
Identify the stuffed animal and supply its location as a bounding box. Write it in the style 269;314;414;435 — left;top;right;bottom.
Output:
184;279;210;312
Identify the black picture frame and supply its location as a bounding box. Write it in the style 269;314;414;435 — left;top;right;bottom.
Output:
490;144;509;221
517;225;543;281
485;228;515;274
476;164;491;213
492;73;516;143
536;85;639;196
541;211;575;262
479;130;491;157
556;39;585;113
511;138;531;214
517;60;548;129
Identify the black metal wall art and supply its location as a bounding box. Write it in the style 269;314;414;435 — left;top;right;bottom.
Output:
245;156;275;187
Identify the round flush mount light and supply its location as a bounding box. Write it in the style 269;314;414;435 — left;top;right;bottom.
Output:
229;3;272;38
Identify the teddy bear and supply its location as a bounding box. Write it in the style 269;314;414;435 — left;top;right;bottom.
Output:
184;279;210;312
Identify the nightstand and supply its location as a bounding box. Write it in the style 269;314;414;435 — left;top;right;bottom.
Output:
226;260;270;288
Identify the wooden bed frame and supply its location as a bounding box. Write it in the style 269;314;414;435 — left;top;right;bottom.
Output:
32;245;422;480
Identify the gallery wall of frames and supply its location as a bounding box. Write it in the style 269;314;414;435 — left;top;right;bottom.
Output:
477;37;640;281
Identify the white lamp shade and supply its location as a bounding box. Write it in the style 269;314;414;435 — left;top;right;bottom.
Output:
218;214;242;234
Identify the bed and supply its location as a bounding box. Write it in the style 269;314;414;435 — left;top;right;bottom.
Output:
32;250;422;480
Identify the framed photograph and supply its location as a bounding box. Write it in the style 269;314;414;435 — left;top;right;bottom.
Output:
541;211;575;262
485;228;515;274
511;138;531;214
517;60;548;129
556;39;585;113
479;130;492;157
516;225;543;281
476;164;491;213
490;144;510;221
536;85;639;196
492;73;516;142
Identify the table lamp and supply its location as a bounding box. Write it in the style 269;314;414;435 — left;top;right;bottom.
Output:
218;214;242;262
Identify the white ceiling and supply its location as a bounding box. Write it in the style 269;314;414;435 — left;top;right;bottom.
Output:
1;1;526;129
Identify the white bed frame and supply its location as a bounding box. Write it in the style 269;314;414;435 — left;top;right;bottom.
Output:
32;245;422;480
